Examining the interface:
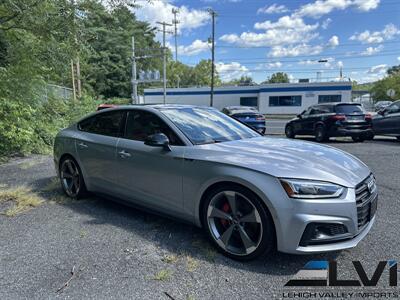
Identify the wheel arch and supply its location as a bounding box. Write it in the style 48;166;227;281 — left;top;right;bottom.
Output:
197;179;278;244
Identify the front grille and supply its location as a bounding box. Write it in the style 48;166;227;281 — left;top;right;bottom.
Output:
355;174;377;229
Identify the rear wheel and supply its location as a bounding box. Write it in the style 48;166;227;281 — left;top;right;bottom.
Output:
59;157;87;199
315;125;328;142
285;125;295;139
352;136;365;143
202;185;275;261
397;137;400;141
365;132;375;140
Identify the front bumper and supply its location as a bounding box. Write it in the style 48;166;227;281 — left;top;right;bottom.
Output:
274;185;377;254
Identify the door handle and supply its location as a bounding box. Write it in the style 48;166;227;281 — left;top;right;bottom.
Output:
78;142;88;148
118;150;131;158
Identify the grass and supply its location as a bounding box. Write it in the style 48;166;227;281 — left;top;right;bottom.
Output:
153;269;172;281
162;254;179;264
43;177;60;192
19;160;38;170
186;255;199;272
0;186;44;217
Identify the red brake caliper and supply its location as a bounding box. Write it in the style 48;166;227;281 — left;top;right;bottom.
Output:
220;202;231;227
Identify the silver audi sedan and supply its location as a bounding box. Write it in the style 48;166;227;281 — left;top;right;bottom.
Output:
54;105;377;260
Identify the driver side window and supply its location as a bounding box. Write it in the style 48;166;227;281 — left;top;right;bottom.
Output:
124;110;184;146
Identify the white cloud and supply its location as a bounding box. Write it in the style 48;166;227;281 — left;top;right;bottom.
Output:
257;4;289;14
215;62;250;81
398;56;400;61
337;60;343;68
135;1;210;33
367;64;388;74
328;35;339;47
175;39;210;56
322;18;332;29
353;0;380;11
295;0;380;19
220;16;319;47
361;45;384;56
256;62;283;69
268;44;323;57
350;23;400;44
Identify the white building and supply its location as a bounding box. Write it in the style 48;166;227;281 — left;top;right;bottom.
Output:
143;82;352;115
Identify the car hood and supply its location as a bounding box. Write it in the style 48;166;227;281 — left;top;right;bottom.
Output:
189;137;370;187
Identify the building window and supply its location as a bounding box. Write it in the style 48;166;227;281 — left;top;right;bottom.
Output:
269;95;302;107
240;97;258;107
318;95;342;103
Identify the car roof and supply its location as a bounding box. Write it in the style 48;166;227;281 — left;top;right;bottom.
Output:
315;102;361;107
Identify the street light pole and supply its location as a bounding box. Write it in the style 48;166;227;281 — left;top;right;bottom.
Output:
208;9;217;107
131;35;138;104
157;21;172;105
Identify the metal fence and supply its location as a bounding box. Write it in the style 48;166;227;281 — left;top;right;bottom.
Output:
43;84;73;101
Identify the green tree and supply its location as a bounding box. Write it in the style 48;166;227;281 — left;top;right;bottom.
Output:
263;72;290;84
225;75;255;86
370;73;400;101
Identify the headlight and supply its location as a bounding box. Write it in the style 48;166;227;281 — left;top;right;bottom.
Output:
280;178;344;199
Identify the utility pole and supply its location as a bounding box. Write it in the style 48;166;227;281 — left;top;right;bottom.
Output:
156;21;173;104
172;8;179;62
208;9;217;107
131;35;138;104
71;60;76;102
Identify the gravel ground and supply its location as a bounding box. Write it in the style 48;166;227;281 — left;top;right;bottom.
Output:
0;137;399;300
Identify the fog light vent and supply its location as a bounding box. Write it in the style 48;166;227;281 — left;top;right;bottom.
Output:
300;223;348;246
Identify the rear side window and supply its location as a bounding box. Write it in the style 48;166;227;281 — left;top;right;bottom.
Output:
335;105;364;114
78;111;125;137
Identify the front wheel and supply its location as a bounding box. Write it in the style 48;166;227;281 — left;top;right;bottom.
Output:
202;185;275;261
59;157;87;199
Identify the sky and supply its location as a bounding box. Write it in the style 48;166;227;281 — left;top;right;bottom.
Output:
133;0;400;84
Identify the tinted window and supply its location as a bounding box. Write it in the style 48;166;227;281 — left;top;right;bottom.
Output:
159;107;260;145
269;96;302;106
240;97;258;107
79;111;124;137
386;101;400;114
318;95;342;103
335;104;364;114
124;110;183;146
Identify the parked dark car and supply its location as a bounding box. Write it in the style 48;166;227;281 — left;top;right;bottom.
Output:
285;102;373;142
222;106;266;134
372;100;400;140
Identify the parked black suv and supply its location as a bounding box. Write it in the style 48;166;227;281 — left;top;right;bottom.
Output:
285;103;373;142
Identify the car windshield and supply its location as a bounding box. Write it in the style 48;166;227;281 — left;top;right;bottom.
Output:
335;104;364;114
160;107;260;145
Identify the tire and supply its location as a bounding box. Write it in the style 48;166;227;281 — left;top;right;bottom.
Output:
201;184;275;261
315;125;328;142
59;156;87;199
397;137;400;141
352;136;365;143
365;132;375;140
285;125;295;139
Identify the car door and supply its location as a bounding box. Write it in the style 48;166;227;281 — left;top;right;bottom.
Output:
75;110;126;192
384;101;400;134
114;109;185;213
373;101;400;134
292;107;311;134
303;106;321;134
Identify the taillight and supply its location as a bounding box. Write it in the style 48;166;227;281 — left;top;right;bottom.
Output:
365;113;372;121
256;115;265;121
330;114;346;121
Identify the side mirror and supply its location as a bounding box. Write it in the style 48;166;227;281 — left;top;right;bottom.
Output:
144;133;171;151
378;109;385;116
297;114;302;119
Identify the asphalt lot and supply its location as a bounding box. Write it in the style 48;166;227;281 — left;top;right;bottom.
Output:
0;136;399;300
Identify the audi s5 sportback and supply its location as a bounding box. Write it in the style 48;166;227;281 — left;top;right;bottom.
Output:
54;105;377;260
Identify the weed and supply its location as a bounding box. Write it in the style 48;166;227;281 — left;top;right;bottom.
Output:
162;254;179;264
43;177;60;192
153;269;172;281
186;255;199;272
0;186;44;216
